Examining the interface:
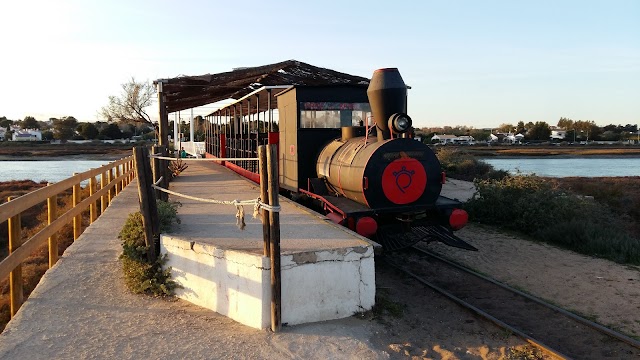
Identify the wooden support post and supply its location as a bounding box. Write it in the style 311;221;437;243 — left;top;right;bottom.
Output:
160;145;169;201
157;82;169;147
101;171;108;213
267;144;281;332
47;185;58;268
108;169;114;202
89;176;97;223
133;146;160;261
258;146;270;257
151;145;161;199
73;173;81;240
7;196;23;317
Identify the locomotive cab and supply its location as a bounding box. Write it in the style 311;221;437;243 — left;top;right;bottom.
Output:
274;85;371;193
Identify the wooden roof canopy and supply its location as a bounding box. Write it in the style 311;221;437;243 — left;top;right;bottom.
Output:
155;60;370;114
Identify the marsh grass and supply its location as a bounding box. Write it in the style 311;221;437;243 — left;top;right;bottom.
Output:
466;175;640;265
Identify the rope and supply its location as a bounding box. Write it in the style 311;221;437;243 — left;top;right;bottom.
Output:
151;184;281;230
150;155;258;162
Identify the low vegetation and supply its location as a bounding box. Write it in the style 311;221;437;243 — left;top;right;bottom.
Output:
436;147;508;182
437;147;640;265
119;201;180;296
465;175;640;265
0;142;134;158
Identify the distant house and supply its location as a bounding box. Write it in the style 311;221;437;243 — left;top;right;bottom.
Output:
431;134;457;144
0;128;6;141
431;134;475;145
12;129;42;141
454;135;475;144
550;130;567;141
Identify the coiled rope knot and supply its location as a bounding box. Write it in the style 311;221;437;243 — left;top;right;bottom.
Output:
234;198;282;230
234;200;246;230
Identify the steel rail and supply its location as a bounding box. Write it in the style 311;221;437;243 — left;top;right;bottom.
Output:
412;246;640;350
383;258;570;360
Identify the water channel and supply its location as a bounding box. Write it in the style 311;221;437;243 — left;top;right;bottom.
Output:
481;157;640;177
0;160;112;183
1;157;639;183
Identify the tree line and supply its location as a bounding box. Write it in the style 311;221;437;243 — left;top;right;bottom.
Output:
419;117;638;143
0;115;156;141
0;114;209;142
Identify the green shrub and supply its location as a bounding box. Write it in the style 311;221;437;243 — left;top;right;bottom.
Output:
157;200;181;232
466;175;640;265
119;212;147;261
118;200;181;296
121;254;177;296
536;220;640;264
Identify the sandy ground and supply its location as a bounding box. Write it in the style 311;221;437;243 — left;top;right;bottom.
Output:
427;224;640;339
436;178;640;339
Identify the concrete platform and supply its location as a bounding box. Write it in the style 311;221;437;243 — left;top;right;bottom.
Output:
161;162;377;329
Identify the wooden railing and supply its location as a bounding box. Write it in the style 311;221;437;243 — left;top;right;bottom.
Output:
0;155;135;318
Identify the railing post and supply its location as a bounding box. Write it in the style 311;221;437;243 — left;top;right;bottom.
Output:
124;162;129;186
7;196;23;317
108;169;114;202
73;173;81;240
101;171;108;212
47;185;58;268
115;163;122;196
131;158;135;182
267;144;281;332
89;176;97;223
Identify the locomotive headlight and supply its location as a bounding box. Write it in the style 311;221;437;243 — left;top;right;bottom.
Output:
396;117;410;131
388;113;413;134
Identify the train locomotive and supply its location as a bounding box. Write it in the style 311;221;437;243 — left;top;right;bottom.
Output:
303;68;475;251
204;66;476;251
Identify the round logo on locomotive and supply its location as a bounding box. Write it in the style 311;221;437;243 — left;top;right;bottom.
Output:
381;157;427;204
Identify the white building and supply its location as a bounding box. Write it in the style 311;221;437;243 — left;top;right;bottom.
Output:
489;132;524;143
12;129;42;141
550;130;567;141
0;127;6;140
431;134;475;145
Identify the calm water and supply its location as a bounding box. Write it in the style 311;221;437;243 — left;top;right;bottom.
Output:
481;157;640;177
0;160;112;183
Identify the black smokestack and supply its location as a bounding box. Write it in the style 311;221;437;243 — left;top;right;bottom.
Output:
367;68;407;141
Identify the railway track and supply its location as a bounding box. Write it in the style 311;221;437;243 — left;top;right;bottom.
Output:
384;245;640;359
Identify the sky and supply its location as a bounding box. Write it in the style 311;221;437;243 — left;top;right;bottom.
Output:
1;0;638;129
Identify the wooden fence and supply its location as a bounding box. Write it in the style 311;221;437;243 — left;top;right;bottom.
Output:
0;155;135;318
